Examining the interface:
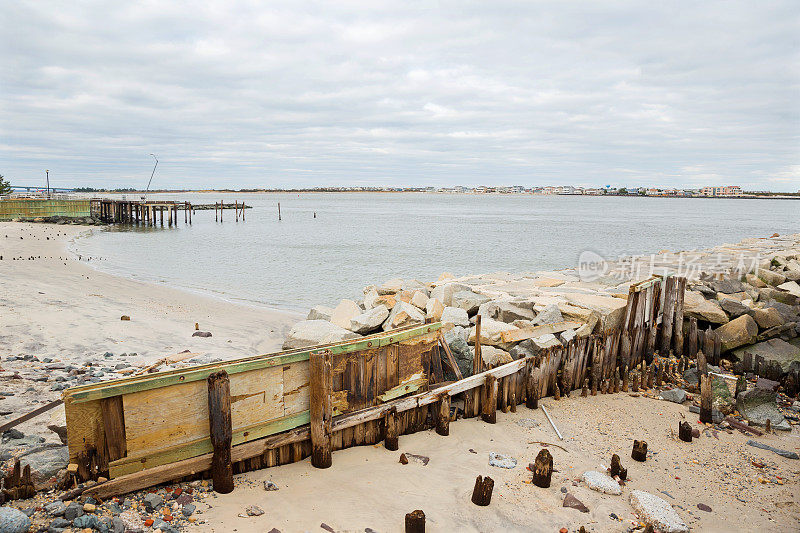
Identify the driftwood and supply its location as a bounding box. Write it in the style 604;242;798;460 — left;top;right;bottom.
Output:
0;400;63;434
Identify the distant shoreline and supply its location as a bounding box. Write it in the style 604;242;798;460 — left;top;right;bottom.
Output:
77;190;800;200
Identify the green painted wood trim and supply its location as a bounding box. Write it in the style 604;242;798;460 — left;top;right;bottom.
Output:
109;410;311;478
67;323;441;404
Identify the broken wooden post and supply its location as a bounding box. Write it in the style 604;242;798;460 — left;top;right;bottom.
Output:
531;449;553;488
471;475;494;506
613;367;620;393
278;202;281;221
581;378;588;397
405;509;425;533
310;351;333;468
385;406;399;451
207;370;234;494
697;349;708;377
436;394;450;436
699;374;713;424
679;421;693;442
622;365;629;392
688;317;698;360
631;370;639;393
610;454;622;478
482;375;498;424
631;440;647;462
526;366;540;409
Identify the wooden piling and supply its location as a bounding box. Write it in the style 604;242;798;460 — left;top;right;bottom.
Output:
531;448;553;488
471;475;494;506
385;406;399;451
436;394;450;436
481;375;497;424
673;277;686;356
632;440;647;462
207;371;234;494
310;351;333;468
278;202;281;221
526;366;540;409
405;510;426;533
699;374;713;424
660;276;677;356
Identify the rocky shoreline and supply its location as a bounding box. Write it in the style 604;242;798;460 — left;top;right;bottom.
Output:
0;231;798;532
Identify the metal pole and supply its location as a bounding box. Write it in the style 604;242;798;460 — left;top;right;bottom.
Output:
144;154;158;200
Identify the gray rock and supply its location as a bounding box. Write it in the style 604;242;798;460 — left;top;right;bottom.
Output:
44;501;66;517
732;338;800;373
480;300;535;323
0;507;30;533
746;440;799;459
24;446;68;484
533;304;563;325
759;269;786;287
430;282;470;306
509;342;535;360
440;306;470;327
480;346;512;367
111;516;124;533
559;329;577;344
488;452;517;469
688;404;724;423
64;502;83;521
629;490;688;533
582;471;621;495
306;305;334;321
329;299;362;329
683;291;729;324
451;290;492;315
753;307;785;329
448;336;472;378
282;320;361;350
659;388;687;404
529;333;563;353
143;493;163;512
709;279;748;294
736;388;789;430
349;305;390;334
72;514;98;530
246;505;265;516
181;504;196;517
719;298;750;319
49;518;70;530
263;480;279;491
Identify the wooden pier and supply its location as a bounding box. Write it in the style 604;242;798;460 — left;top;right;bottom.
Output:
92;199;193;226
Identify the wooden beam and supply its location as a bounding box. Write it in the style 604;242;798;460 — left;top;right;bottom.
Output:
438;333;463;380
0;400;62;434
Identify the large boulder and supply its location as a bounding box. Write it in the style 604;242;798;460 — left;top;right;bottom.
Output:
410;290;429;310
479;300;535;323
778;280;800;297
451;290;492;315
440;306;470;327
563;293;627;330
759;269;787;287
330;299;362;329
718;297;750;319
24;446;69;485
0;507;31;533
480;346;513;367
425;298;444;321
629;490;688;533
283;320;361;350
709;279;748;294
525;333;563;354
430;282;470;306
306;305;334;321
732;338;800;373
683;291;729;324
444;327;472;377
383;301;425;331
736;387;790;431
468;318;519;346
715;314;758;352
753;307;785;329
349;305;390;334
533;303;563;325
378;278;403;295
363;289;380;309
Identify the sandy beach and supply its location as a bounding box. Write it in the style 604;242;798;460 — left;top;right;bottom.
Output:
0;222;798;532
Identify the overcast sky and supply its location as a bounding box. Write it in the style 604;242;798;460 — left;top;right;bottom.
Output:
2;1;798;190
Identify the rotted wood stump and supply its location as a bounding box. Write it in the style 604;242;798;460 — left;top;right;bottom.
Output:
631;440;647;462
581;378;588;397
207;371;234;493
405;509;426;533
471;475;494;506
310;352;333;468
610;454;622;478
679;421;693;442
385;406;399;451
699;374;713;424
526;366;540;410
482;375;498;424
2;461;36;501
436;394;450;437
531;448;553;488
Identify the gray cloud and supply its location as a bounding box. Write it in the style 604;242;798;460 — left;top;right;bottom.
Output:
1;1;798;190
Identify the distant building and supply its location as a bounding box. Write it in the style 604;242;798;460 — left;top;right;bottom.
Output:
700;185;742;197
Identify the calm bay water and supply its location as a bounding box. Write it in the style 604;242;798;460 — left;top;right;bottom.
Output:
71;193;798;312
